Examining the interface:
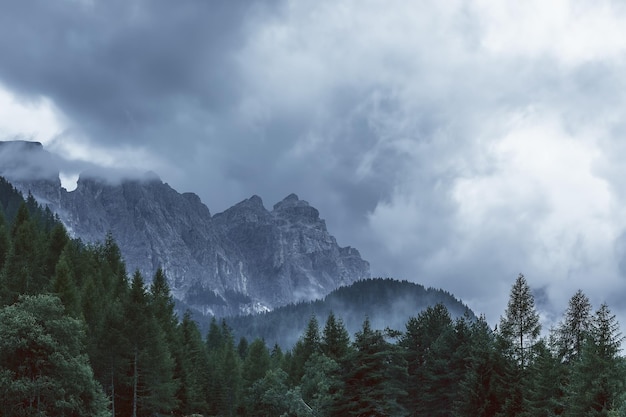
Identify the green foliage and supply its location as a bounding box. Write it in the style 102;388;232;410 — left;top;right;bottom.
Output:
499;273;541;370
564;303;624;416
555;289;593;363
321;311;351;362
224;278;474;349
0;294;109;417
2;176;626;417
338;318;408;417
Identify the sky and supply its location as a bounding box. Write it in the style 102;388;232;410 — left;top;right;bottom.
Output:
2;0;626;328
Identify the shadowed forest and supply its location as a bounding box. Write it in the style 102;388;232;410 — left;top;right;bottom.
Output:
1;175;625;417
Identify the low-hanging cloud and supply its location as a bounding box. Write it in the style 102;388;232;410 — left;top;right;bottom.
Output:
2;0;626;327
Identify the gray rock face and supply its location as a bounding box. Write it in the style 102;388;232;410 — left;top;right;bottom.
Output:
0;141;370;316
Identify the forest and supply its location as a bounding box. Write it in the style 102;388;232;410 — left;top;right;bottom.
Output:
0;174;625;417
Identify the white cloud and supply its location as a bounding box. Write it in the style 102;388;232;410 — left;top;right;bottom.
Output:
475;0;626;66
4;0;626;327
0;85;66;144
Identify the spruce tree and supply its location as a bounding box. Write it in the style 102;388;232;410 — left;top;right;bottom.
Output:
454;316;504;417
400;303;453;415
176;311;210;415
321;311;351;362
337;318;407;417
2;203;46;303
52;250;81;317
565;303;624;416
125;270;177;417
243;338;271;388
555;290;592;364
499;273;541;369
215;330;243;417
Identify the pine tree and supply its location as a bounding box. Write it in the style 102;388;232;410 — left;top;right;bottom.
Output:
417;316;473;417
522;338;565;417
125;270;177;417
52;250;81;317
499;273;541;369
176;311;210;415
555;290;592;364
400;303;453;415
44;222;69;278
215;330;243;417
290;315;322;384
0;218;9;271
2;203;46;303
337;318;407;417
565;303;624;416
454;316;504;417
321;311;351;362
243;338;271;388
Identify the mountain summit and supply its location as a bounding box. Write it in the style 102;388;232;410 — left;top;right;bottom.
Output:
0;141;370;316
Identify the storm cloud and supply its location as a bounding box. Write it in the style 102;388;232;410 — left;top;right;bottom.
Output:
2;0;626;327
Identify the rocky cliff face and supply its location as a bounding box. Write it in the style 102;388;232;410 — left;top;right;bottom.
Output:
0;141;370;316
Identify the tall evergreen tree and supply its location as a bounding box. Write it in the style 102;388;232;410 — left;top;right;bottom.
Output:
522;338;565;417
565;303;624;416
0;216;9;272
454;316;504;417
52;249;81;317
243;338;271;388
176;311;210;415
417;316;473;417
400;303;453;415
2;203;46;303
321;311;351;362
499;274;541;369
44;222;69;278
337;318;407;417
290;315;322;385
124;270;177;417
215;330;243;417
555;290;592;364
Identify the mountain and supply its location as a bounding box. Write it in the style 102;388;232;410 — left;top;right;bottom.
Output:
0;140;370;316
224;278;476;349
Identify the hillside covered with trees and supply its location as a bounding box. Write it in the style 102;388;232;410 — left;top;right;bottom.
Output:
1;175;625;417
223;277;473;349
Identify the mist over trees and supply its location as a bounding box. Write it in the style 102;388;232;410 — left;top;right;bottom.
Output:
1;175;626;416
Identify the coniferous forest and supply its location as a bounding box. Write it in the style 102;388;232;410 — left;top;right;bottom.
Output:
1;174;626;417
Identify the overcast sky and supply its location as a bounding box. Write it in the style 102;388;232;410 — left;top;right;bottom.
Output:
2;0;626;328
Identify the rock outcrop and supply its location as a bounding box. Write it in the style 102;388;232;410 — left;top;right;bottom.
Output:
0;141;370;316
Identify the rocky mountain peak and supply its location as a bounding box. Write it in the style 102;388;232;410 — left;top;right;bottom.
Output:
0;140;371;317
0;140;59;183
273;193;323;229
272;193;301;210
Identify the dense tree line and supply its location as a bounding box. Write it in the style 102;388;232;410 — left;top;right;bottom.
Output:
223;278;473;349
1;176;626;416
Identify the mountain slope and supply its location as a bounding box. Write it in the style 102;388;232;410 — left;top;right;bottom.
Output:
0;141;370;316
224;278;475;349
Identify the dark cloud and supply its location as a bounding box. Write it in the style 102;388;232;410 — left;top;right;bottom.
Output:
2;0;626;327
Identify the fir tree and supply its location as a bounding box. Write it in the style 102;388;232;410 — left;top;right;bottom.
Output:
555;290;592;364
321;311;351;362
499;274;541;369
337;318;408;417
565;303;624;416
400;303;453;415
176;311;210;415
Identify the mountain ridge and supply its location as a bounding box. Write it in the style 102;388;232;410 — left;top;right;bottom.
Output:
224;277;476;349
0;140;370;316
